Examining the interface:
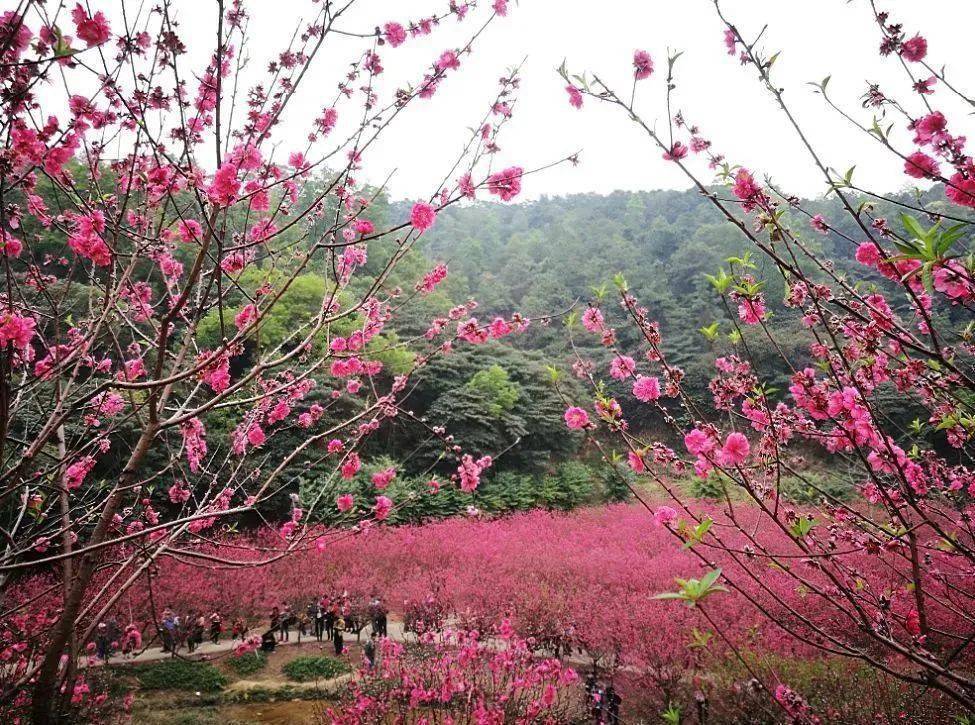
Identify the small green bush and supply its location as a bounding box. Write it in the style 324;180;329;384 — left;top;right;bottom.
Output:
222;684;339;703
689;471;728;500
780;470;854;504
226;651;267;676
281;655;351;682
133;659;228;692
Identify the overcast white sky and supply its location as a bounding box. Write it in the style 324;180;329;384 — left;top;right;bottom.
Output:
152;1;975;200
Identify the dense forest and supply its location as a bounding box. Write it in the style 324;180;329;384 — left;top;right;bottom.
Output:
315;184;962;522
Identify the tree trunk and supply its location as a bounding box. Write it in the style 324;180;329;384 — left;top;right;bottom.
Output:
30;427;155;724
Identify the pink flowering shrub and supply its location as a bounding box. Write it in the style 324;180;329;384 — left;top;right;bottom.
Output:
88;502;960;715
3;497;960;717
326;629;582;723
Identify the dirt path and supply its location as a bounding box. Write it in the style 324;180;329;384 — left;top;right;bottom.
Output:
88;619;409;667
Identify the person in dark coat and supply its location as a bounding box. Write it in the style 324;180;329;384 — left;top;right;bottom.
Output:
363;632;377;669
588;679;604;724
260;629;277;653
313;601;325;641
94;623;110;661
209;613;222;644
324;604;336;640
188;613;205;653
604;685;621;724
278;605;292;642
185;614;196;654
106;617;121;657
371;597;388;637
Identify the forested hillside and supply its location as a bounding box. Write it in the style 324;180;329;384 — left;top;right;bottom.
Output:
410;186;959;372
344;184;964;519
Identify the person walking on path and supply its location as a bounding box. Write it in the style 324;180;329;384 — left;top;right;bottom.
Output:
278;605;292;642
324;602;337;641
187;613;205;654
587;676;604;724
177;613;189;655
372;598;388;638
121;623;142;658
164;611;182;657
209;613;222;645
194;613;205;651
232;617;247;641
160;610;176;654
106;617;121;658
305;601;317;636
94;623;110;661
313;600;325;641
604;685;621;724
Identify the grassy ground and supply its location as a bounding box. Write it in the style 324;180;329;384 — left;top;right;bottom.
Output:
641;464;857;505
121;639;364;724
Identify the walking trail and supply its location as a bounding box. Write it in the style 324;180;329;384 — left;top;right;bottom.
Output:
87;619;410;667
89;616;607;681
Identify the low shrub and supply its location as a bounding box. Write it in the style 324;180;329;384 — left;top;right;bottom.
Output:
281;655;351;682
221;684;344;703
779;470;855;504
133;659;228;692
689;471;730;500
225;651;267;676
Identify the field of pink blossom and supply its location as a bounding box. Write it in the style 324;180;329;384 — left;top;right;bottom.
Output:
111;501;952;680
10;501;964;719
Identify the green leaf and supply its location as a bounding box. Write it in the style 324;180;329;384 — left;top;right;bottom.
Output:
790;517;816;539
869;116;886;141
900;214;927;242
652;592;687;601
700;568;722;589
654;568;727;607
683;517;714;549
662;704;682;724
687;627;713;650
699;322;720;341
704;268;733;294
